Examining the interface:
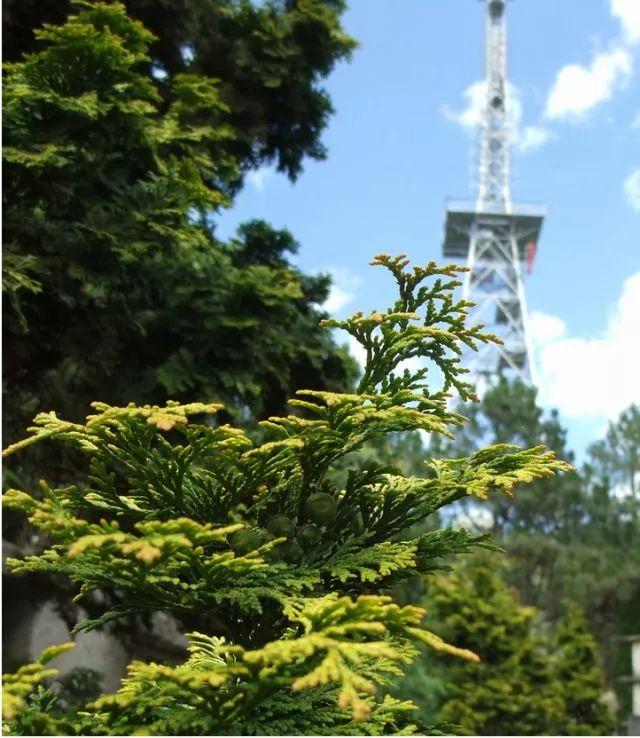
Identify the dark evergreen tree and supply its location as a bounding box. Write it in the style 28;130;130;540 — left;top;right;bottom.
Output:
3;2;357;461
395;555;617;736
583;405;640;715
554;603;619;736
436;384;638;615
587;404;640;520
4;0;356;182
430;384;640;716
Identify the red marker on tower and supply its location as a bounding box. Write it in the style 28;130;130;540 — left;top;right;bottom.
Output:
526;241;537;275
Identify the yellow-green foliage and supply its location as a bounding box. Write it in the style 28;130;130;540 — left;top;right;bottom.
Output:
88;595;476;734
397;555;617;736
3;644;74;724
3;255;571;735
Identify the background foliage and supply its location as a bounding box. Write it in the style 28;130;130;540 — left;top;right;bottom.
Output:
4;0;355;182
395;554;616;736
431;382;640;718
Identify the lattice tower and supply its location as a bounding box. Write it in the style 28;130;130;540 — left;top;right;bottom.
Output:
443;0;545;388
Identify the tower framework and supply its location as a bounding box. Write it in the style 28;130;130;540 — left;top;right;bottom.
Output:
443;0;545;387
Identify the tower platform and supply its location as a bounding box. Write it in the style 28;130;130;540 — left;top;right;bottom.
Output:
443;200;546;261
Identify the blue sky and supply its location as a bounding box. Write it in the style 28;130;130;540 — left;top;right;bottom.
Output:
217;0;640;458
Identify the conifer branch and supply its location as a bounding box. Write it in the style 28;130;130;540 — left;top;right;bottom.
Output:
3;254;572;734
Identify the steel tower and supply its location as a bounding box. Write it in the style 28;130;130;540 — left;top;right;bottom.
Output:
443;0;544;387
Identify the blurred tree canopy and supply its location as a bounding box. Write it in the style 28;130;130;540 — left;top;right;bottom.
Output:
395;555;617;736
432;382;640;708
587;404;640;517
3;1;358;460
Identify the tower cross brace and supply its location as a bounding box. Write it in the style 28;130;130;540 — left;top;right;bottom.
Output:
442;0;545;388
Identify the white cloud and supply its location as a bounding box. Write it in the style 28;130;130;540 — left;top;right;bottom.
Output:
633;111;640;128
323;285;353;314
443;81;551;154
529;311;567;344
545;46;633;120
442;80;487;131
533;271;640;421
543;1;640;124
321;268;361;315
519;125;553;153
611;0;640;43
246;166;273;191
623;169;640;211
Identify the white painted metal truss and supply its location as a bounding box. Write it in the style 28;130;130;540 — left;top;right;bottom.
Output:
442;0;544;388
462;216;536;385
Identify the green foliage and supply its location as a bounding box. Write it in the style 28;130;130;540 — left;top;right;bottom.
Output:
3;1;356;458
89;596;456;734
56;667;104;707
2;661;103;737
432;378;583;538
587;403;640;518
584;404;640;714
2;643;75;726
4;0;356;181
553;604;619;735
335;431;433;482
396;555;617;736
2;255;570;734
437;380;640;705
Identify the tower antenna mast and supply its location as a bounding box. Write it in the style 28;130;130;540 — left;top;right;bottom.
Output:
443;0;544;388
478;0;511;210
